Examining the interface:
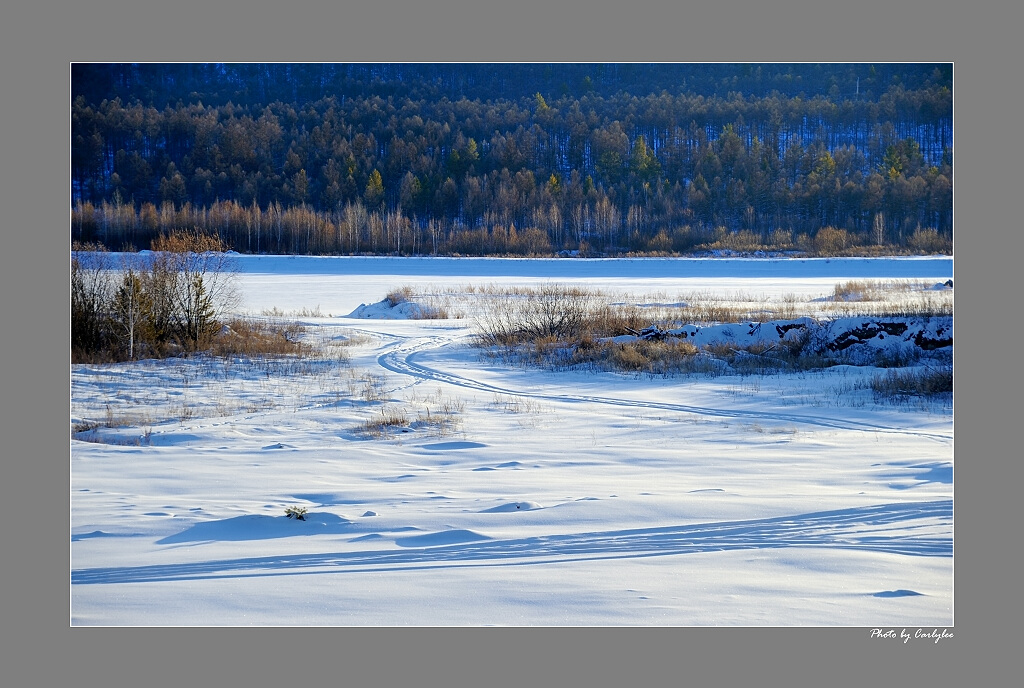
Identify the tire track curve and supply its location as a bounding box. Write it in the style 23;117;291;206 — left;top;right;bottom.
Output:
377;335;952;441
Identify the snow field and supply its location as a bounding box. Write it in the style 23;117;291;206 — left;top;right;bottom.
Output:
72;256;952;625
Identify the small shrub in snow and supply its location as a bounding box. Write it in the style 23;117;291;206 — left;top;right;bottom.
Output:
285;506;308;520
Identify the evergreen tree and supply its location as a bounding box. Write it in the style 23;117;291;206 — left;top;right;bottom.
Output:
364;169;384;208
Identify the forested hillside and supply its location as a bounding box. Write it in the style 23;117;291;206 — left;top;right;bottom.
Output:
71;63;952;256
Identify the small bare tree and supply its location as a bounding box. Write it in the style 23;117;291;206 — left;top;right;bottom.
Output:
151;228;239;352
873;211;885;246
112;260;151;360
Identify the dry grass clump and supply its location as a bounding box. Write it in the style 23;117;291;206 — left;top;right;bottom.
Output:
412;389;465;436
490;393;545;415
590;303;649;336
832;279;931;302
474;285;804;375
613;339;698;373
380;285;452;319
72;404;156;445
73;406;154;435
358;387;465;439
386;285;416;307
673;292;799;325
209;318;308;357
413;303;450;320
699;334;831;374
261;305;325;317
825;280;952;318
567;338;699;374
360;405;410;438
870;364;953;402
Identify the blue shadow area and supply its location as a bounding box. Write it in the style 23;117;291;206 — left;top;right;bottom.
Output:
878;462;953;490
74;500;951;585
72;530;146;542
290;493;367;506
156;512;353;544
874;589;924;598
420;441;488;451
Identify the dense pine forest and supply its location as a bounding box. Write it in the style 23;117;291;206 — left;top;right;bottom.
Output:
71;63;952;256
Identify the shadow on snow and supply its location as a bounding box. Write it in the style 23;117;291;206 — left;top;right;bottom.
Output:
155;512;353;544
73;499;951;585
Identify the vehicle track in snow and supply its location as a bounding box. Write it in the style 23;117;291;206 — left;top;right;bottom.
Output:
71;499;952;584
375;333;953;442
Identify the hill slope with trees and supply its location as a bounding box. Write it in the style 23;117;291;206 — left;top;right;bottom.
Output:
72;63;952;256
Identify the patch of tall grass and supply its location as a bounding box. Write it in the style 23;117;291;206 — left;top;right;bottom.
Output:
870;364;953;402
209;317;308;357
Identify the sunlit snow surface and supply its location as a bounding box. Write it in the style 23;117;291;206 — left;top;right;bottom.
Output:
72;256;952;625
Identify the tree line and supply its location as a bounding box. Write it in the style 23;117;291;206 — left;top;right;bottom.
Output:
72;63;952;256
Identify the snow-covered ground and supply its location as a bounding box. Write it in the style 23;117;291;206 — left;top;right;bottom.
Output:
71;256;953;625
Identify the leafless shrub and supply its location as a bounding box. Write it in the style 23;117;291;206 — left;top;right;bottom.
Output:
71;244;115;362
812;226;854;256
475;284;599;347
150;229;239;352
590;303;648;337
